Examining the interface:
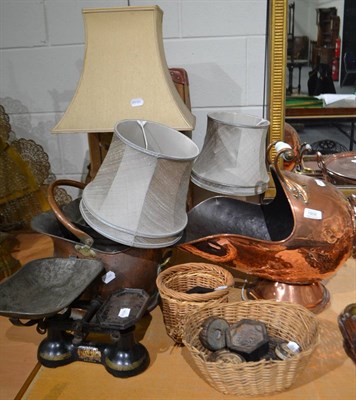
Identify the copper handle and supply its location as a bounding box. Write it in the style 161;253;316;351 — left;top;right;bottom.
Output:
48;179;94;247
316;152;330;182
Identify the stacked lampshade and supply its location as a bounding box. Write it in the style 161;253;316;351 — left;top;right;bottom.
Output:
191;112;270;196
80;120;199;248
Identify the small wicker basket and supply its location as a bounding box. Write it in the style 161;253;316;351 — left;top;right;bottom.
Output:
182;300;319;396
156;262;234;343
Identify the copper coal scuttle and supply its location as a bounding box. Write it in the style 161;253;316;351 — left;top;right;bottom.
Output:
180;141;355;312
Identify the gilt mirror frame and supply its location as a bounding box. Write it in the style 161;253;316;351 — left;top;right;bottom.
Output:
267;0;287;148
267;0;355;197
264;0;287;196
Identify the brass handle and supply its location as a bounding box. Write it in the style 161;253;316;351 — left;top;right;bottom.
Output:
48;179;94;247
268;141;308;203
298;143;314;174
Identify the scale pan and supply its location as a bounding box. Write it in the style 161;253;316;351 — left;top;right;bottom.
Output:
0;258;103;319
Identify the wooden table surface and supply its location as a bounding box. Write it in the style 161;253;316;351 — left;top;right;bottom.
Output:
0;233;53;400
22;255;356;399
285;107;356;118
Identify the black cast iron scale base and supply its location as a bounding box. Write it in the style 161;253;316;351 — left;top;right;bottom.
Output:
35;289;150;377
0;258;151;378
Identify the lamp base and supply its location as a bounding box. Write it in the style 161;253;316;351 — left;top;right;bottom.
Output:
242;279;330;314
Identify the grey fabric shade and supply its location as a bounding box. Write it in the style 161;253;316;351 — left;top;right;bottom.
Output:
191;112;270;196
80;120;199;248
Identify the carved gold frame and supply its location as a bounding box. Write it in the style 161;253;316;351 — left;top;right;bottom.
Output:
264;0;287;196
266;0;355;197
267;0;287;146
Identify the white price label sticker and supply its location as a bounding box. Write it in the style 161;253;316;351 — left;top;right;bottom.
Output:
130;98;144;107
315;179;326;187
101;271;116;284
287;341;300;353
118;308;131;318
304;208;322;220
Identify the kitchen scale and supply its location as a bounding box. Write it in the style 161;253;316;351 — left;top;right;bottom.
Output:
0;257;150;377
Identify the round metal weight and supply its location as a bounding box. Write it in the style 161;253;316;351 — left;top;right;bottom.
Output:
199;316;230;351
207;349;245;364
260;336;285;361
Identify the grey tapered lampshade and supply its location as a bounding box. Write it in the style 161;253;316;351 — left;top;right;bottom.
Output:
52;6;195;133
80;120;199;248
191;112;270;196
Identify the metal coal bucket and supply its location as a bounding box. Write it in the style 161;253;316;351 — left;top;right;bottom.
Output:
31;180;164;310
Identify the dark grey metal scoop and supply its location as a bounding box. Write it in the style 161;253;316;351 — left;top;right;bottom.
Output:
0;258;103;319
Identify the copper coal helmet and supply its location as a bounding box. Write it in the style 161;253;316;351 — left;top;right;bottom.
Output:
179;142;355;311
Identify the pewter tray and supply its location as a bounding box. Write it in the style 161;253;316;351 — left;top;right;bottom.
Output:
0;258;103;319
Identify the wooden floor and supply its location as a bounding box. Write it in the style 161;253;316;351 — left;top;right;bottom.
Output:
0;233;53;400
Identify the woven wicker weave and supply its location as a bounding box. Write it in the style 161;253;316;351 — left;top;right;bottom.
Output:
156;263;234;343
182;300;319;396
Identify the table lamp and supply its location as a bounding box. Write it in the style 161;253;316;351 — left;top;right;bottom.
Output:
49;5;200;247
52;6;195;135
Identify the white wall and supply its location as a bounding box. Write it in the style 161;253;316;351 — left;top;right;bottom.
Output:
0;0;268;181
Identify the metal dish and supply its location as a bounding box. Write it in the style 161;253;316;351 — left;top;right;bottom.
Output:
0;258;103;319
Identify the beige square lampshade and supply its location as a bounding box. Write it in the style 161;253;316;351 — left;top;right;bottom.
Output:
52;6;195;133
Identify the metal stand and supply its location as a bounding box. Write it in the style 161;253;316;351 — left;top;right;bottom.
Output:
242;279;330;314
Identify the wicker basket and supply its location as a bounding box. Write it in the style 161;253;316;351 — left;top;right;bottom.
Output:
156;263;234;343
182;300;319;396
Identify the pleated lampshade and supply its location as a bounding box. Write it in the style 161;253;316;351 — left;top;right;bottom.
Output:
191;112;270;196
52;6;195;133
80;120;199;248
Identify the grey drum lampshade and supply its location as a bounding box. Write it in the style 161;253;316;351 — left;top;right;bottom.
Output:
80;120;199;248
191;112;270;196
52;6;195;133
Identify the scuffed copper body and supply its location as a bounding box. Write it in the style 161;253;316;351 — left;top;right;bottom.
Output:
179;167;354;284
